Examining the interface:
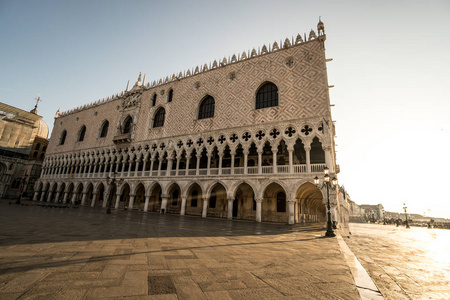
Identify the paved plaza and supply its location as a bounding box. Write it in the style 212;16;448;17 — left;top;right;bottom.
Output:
346;223;450;300
0;202;361;299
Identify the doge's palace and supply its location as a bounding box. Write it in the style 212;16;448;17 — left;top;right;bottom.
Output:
35;20;349;225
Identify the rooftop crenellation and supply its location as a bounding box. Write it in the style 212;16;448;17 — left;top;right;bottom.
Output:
57;26;324;118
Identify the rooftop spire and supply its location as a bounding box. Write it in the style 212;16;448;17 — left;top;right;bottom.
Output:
30;94;42;114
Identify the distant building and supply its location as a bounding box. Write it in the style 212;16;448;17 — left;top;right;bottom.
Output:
35;21;349;225
360;204;385;221
0;101;49;199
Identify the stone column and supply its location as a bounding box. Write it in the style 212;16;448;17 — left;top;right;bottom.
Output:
167;157;173;175
202;197;208;218
142;157;148;173
81;192;87;205
288;199;296;225
114;194;121;209
161;195;169;213
144;195;150;212
305;146;311;173
149;158;155;176
180;196;187;215
91;192;97;207
46;191;53;202
71;192;77;204
62;192;69;204
157;156;162;176
206;153;212;175
185;154;190;174
218;151;223;175
243;150;249;175
288;146;294;174
324;146;332;173
121;159;126;177
33;191;39;201
272;148;278;174
175;156;180;176
257;149;263;174
227;198;233;220
195;154;201;176
128;194;136;210
230;149;236;175
39;190;46;202
255;198;263;223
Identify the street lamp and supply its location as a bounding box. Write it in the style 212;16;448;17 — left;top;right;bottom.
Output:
106;172;123;214
15;171;29;204
403;203;410;229
314;167;338;237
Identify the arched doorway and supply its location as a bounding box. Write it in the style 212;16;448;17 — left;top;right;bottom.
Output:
262;182;288;223
134;183;145;210
66;183;74;204
233;183;255;220
295;182;326;224
84;183;93;206
74;183;83;205
208;182;227;218
57;183;65;203
94;183;105;207
148;183;162;212
167;183;181;214
186;183;202;216
119;183;130;209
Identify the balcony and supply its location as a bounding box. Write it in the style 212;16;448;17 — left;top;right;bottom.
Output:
42;163;327;180
113;133;131;144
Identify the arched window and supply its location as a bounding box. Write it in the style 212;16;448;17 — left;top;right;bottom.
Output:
276;192;286;212
123;116;133;134
151;94;157;107
59;130;67;145
167;89;173;102
191;190;198;207
310;137;325;163
35;143;41;150
256;82;278;109
153;107;165;128
78;125;86;142
99;120;109;138
198;96;215;119
171;189;178;206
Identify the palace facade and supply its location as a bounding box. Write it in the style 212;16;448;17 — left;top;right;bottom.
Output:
35;20;349;225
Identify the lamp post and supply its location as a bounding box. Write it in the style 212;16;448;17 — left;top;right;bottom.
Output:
314;167;337;237
106;172;123;214
403;203;410;228
15;171;29;204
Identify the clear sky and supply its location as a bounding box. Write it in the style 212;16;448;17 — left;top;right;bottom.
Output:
1;0;449;218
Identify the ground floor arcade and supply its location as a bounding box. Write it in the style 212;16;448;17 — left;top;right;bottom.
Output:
33;178;334;224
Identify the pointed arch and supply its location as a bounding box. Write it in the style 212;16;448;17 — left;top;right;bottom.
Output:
99;120;109;138
77;125;86;142
123;115;133;134
59;130;67;145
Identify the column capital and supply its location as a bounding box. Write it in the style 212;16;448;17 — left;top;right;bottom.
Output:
287;198;296;203
255;198;263;203
304;146;311;151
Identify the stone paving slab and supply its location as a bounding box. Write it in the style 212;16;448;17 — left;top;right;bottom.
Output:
345;223;450;300
0;202;360;299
